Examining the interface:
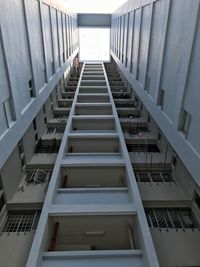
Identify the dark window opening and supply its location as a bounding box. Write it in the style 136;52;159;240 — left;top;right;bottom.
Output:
146;76;150;92
158;89;165;108
194;192;200;210
0;195;5;212
158;132;161;141
172;154;177;168
33;119;37;131
29;79;34;98
126;143;160;153
180;109;191;136
145;208;199;229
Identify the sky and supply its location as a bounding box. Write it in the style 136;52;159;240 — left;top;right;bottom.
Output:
63;0;128;14
79;28;110;61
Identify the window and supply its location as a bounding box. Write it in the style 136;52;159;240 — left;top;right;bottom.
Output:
158;88;165;108
130;60;134;74
194;192;200;210
145;76;150;92
24;169;52;185
3;97;14;128
33;119;38;143
136;65;140;81
158;131;161;142
33;119;37;131
51;61;55;74
29;79;34;98
18;140;26;170
0;195;5;213
180;109;191;136
134;97;138;108
172;153;177;169
145;208;199;229
1;210;40;233
50;94;54;113
43;105;47;124
136;170;174;183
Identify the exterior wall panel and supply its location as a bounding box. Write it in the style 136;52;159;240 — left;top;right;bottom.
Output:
111;0;200;186
0;0;78;169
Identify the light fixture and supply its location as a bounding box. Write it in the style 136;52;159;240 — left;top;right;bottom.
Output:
84;231;105;236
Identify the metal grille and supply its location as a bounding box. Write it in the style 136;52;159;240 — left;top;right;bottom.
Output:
25;169;52;185
1;210;40;233
145;208;199;229
136;170;174;183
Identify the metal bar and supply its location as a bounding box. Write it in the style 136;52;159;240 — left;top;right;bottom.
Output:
49;222;59;251
62;175;68;188
127;223;135;249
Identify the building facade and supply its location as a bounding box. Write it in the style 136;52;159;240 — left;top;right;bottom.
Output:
0;0;200;267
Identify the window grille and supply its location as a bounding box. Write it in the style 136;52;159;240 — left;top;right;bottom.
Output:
1;210;40;233
145;208;199;229
136;171;174;183
25;169;52;185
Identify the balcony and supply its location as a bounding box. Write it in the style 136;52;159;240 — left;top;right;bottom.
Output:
54;165;129;205
117;107;141;118
71;117;116;133
134;168;189;201
114;99;136;108
46;215;140;251
79;86;108;94
35;139;60;153
47;118;67;129
42;128;64;140
61;91;75;99
82;75;105;80
146;207;200;267
81;80;106;87
59;165;127;188
65;136;121;157
126;143;160;153
77;94;110;103
75;104;113;116
57;99;73;107
11;169;52;205
41;215;143;267
53;107;71;116
0;210;40;267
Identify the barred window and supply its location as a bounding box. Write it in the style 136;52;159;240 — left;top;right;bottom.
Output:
25;169;52;184
1;210;40;233
135;171;174;183
145;208;199;229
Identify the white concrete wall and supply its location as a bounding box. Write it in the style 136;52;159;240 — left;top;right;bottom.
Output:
111;0;200;187
0;232;35;267
0;0;79;170
151;228;200;267
0;146;23;201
